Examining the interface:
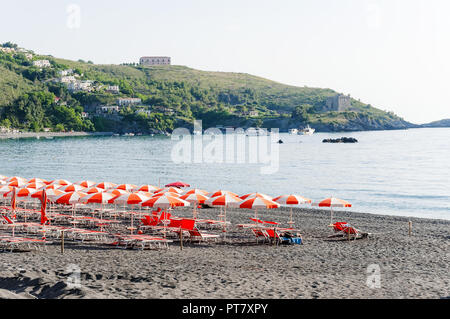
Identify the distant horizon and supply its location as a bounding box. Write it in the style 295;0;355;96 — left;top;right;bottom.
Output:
1;0;449;124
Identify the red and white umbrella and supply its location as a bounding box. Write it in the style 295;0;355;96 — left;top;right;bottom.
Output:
205;193;242;207
312;197;352;225
25;182;47;190
273;194;312;226
152;191;180;198
154;187;183;194
0;186;13;195
27;178;49;185
32;189;64;201
208;190;238;198
106;189;130;197
85;186;105;194
49;179;72;186
76;180;96;188
59;184;86;193
16;188;39;198
115;184;138;192
179;193;209;219
81;192;116;204
240;192;273;201
141;194;190;208
108;193;150;205
137;185;160;192
182;188;209;196
5;176;27;184
95;182;117;190
8;179;28;188
236;196;280;220
54;191;87;205
205;193;242;232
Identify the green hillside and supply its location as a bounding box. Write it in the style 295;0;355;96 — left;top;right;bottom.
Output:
0;43;413;134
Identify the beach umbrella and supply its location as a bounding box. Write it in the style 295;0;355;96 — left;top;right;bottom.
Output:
115;184;138;192
154;187;183;194
59;184;86;192
208;190;238;198
0;186;13;195
8;179;28;188
16;187;39;198
32;189;63;199
95;182;117;190
179;193;209;219
85;186;105;194
205;193;242;233
54;191;87;205
273;194;312;227
49;179;72;186
137;185;160;192
25;182;47;190
5;176;27;184
240;192;273;201
106;189;130;197
165;181;190;188
75;180;96;188
152;191;180;198
27;178;50;185
312;197;352;225
236;196;280;220
141;194;190;209
81;192;116;204
0;175;7;181
108;193;150;205
41;184;62;190
182;188;209;196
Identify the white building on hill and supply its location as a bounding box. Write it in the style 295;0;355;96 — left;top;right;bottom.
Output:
139;56;171;66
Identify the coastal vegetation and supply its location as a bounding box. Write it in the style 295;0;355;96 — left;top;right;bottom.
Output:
0;43;413;134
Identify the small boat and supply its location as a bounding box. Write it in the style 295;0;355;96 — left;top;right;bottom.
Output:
289;128;298;135
300;125;315;135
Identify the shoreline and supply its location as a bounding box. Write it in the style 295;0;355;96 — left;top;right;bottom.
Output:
0;131;114;140
0;206;448;299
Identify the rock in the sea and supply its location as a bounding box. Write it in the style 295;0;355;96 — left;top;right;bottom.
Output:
322;137;358;143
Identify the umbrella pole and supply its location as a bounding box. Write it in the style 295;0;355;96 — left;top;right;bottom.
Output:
289;207;294;227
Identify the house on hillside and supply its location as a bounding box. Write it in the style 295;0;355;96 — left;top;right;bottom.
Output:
139;56;171;66
117;98;142;106
33;60;51;68
106;85;120;94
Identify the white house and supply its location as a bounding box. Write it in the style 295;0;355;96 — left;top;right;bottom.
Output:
106;85;120;94
117;98;142;106
33;60;51;68
139;56;171;66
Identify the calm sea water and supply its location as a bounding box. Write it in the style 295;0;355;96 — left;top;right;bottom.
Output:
1;128;449;220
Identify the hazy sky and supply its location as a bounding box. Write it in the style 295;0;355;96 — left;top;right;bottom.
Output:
1;0;449;123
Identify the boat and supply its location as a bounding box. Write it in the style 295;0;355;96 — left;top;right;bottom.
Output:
289;128;299;134
300;125;315;135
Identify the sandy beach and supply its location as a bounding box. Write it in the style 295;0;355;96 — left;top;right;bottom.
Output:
0;206;448;299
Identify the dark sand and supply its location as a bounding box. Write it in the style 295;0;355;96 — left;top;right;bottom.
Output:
0;207;449;299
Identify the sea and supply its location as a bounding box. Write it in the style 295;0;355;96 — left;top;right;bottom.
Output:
1;127;449;220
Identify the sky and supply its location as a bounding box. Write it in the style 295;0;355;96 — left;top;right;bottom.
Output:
1;0;449;124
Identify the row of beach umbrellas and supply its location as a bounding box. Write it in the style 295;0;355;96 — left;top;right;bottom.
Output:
1;176;352;225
